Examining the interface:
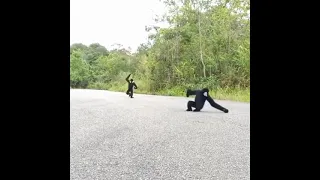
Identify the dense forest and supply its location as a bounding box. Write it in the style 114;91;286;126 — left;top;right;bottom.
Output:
70;0;250;102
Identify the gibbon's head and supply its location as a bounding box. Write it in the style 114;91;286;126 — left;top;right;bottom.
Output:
202;88;209;92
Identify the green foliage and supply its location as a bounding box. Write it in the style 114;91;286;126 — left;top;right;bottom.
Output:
70;0;250;102
70;50;92;88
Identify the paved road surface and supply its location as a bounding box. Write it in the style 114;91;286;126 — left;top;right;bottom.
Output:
70;89;250;180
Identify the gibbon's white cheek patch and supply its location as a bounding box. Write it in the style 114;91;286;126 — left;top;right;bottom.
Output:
203;92;208;97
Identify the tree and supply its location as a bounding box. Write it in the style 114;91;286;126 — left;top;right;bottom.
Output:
70;50;92;88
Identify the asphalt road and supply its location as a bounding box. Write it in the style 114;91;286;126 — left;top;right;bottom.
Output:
70;89;250;180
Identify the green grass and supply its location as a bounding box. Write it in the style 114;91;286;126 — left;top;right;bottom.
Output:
153;86;249;102
86;80;250;102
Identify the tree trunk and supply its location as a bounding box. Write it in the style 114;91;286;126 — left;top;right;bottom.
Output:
198;6;206;78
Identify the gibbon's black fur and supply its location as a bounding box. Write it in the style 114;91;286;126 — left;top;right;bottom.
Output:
125;74;138;98
186;88;229;113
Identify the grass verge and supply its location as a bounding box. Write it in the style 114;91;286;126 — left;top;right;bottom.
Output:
87;80;250;102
